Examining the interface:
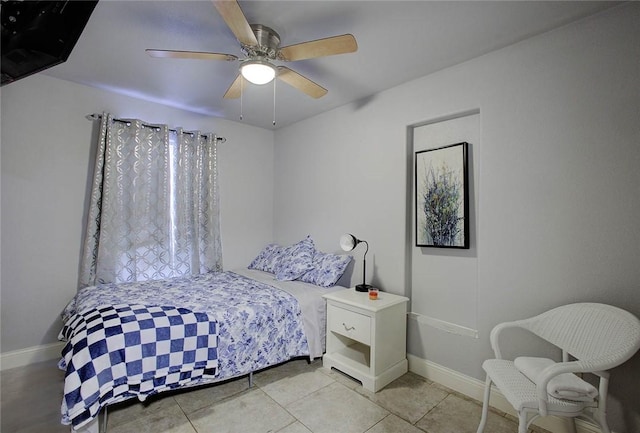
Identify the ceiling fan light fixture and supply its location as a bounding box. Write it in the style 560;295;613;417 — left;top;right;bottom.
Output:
240;59;276;85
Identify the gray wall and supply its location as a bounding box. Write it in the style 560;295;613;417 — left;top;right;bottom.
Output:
1;75;275;353
273;4;639;432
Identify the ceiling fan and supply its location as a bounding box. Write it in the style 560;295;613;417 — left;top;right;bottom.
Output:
146;0;358;100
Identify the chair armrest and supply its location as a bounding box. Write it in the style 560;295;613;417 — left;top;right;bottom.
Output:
535;360;583;416
489;319;528;359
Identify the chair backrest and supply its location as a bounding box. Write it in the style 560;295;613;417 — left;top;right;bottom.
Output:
519;303;640;370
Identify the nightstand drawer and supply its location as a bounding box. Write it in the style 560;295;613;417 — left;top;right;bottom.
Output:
328;305;371;345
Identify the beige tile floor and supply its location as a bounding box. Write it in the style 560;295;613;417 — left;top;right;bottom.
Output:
1;358;548;433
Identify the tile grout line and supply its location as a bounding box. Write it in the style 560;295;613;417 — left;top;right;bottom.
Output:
173;395;201;433
258;371;339;433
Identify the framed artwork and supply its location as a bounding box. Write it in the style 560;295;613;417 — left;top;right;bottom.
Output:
415;142;469;249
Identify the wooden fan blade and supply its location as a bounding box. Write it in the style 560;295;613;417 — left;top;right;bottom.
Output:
146;49;237;61
279;34;357;61
223;74;244;99
277;66;327;99
212;0;258;47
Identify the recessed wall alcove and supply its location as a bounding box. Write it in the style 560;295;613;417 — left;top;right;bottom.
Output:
405;109;480;337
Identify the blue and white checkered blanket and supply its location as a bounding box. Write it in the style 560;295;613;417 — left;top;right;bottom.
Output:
59;304;218;429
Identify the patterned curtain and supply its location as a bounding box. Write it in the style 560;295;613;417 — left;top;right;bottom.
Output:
79;113;223;287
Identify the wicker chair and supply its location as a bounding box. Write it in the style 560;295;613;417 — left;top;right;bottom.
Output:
476;303;640;433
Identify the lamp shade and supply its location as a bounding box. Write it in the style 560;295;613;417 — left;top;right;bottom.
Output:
240;59;276;85
340;233;357;252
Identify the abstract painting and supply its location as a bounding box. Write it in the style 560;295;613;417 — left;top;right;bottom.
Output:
415;142;469;248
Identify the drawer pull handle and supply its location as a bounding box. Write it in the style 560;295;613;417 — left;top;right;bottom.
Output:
342;322;355;331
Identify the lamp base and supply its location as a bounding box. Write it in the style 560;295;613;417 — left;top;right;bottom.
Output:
355;284;373;292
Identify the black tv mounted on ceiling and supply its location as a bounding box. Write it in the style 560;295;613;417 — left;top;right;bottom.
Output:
1;0;98;86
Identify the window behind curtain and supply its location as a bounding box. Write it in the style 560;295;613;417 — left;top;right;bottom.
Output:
79;114;222;287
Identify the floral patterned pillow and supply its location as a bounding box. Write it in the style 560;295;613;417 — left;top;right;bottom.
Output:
274;236;316;281
299;251;352;287
248;243;284;273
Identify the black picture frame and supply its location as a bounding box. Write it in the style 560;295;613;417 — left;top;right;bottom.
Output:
415;142;469;249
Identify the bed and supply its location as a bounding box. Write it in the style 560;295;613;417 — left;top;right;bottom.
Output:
58;263;348;433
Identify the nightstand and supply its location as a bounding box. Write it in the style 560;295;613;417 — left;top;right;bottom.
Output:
322;288;409;392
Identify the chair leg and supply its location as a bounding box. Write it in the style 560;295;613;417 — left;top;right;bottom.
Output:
476;376;492;433
518;412;528;433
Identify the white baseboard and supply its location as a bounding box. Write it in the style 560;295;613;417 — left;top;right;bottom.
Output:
1;342;65;371
407;354;603;433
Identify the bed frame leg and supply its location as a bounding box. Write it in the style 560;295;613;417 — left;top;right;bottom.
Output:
71;416;100;433
248;371;254;388
101;405;108;432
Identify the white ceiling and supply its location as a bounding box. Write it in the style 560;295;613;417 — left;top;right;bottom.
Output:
43;0;618;130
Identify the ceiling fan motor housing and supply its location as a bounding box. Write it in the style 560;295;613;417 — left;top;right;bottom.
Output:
242;24;280;59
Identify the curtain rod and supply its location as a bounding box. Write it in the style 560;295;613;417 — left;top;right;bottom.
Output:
85;113;226;143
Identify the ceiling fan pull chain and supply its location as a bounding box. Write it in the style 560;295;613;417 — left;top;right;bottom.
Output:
240;76;244;120
273;78;277;126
